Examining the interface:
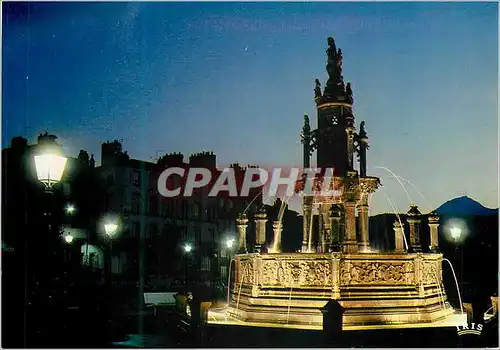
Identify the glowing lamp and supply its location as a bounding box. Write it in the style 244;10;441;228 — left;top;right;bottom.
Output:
226;238;235;249
450;227;462;242
104;223;118;237
64;234;74;244
184;243;193;253
34;153;68;189
66;204;76;214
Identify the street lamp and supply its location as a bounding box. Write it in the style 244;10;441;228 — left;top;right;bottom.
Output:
28;133;68;345
33;143;68;191
103;221;118;281
65;204;76;215
184;243;193;253
183;243;193;293
225;238;235;250
64;234;74;244
104;223;118;237
450;227;462;243
224;237;236;306
449;225;465;309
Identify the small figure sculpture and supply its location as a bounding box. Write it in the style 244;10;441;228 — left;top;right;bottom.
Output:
314;79;322;98
359;121;366;138
303;115;311;133
346;82;353;103
326;37;337;62
336;48;343;69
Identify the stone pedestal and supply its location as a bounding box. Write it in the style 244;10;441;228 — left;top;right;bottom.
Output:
393;221;405;253
254;209;268;253
428;213;440;253
269;221;283;253
236;214;248;254
407;205;422;253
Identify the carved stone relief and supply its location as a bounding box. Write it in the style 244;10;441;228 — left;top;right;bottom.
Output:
340;260;415;285
260;259;333;286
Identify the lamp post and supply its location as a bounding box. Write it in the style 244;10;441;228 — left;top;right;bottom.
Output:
64;234;74;244
225;238;235;306
183;243;193;293
30;133;68;345
65;204;76;215
104;221;118;279
450;226;464;307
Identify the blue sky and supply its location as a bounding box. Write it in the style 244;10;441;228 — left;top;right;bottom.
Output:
3;2;498;214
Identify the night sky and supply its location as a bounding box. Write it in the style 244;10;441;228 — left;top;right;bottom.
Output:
3;2;498;214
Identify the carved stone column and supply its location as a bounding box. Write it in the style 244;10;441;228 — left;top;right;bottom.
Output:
393;221;405;253
254;208;268;253
319;204;332;253
329;205;342;252
407;205;422;253
302;198;313;252
343;202;358;253
236;213;248;254
428;212;440;253
357;203;369;252
269;220;283;253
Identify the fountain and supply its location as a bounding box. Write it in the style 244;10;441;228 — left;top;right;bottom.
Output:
209;36;461;330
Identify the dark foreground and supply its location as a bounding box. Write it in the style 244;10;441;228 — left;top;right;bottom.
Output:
6;308;497;348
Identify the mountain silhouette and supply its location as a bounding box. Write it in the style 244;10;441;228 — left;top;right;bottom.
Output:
435;196;498;216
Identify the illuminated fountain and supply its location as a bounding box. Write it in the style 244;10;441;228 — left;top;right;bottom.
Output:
210;37;460;329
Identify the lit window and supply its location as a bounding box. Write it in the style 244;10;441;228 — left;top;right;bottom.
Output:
221;266;228;278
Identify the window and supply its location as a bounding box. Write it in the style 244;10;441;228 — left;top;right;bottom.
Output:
201;257;211;271
133;171;140;185
63;183;71;196
132;192;140;214
149;194;158;216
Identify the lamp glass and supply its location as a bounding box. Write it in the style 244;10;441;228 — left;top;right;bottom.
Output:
34;154;68;187
104;223;118;236
184;243;192;253
66;204;76;214
450;227;462;241
226;238;235;249
64;235;74;244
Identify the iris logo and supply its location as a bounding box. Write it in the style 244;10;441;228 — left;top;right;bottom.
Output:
456;323;483;336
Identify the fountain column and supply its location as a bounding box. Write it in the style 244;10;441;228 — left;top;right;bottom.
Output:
302;199;313;252
428;212;440;253
343;202;358;253
357;203;369;252
254;208;268;253
329;205;341;252
406;205;422;253
393;221;405;253
319;204;332;253
269;220;283;253
301;115;314;253
236;213;248;254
